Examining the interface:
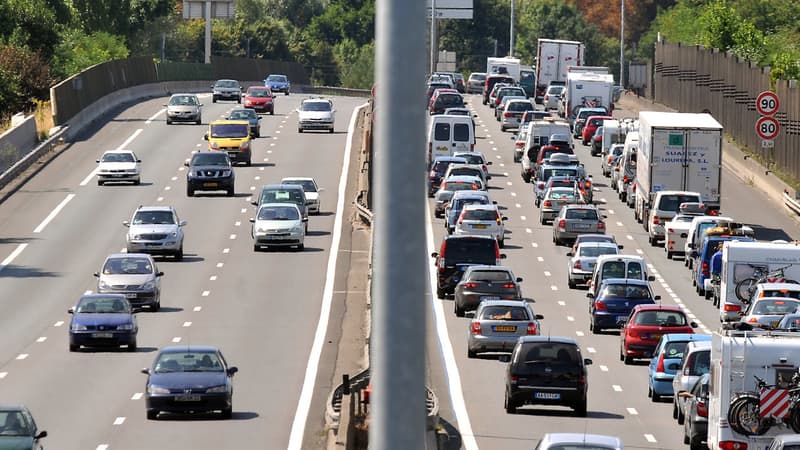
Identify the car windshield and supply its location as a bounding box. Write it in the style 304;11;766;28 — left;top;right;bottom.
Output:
258;206;300;221
132;211;175;225
634;310;688;326
76;297;132;314
752;299;800;315
260;189;304;205
479;305;528;321
0;411;34;436
462;209;498;221
565;209;598;220
247;89;271;97
517;343;581;372
266;75;287;82
658;194;701;212
215;80;238;88
302;102;332;112
229;110;256;120
169;95;198;106
282;180;317;192
192;153;229;166
210;123;248;138
579;246;617;258
601;284;651;299
101;152;135;163
154;352;224;373
103;257;153;275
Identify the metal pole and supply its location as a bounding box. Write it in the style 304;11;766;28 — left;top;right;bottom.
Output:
620;0;625;87
509;0;515;57
204;1;212;64
372;0;427;448
430;0;438;73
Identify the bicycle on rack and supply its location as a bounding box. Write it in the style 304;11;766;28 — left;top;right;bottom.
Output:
734;264;798;304
728;373;800;436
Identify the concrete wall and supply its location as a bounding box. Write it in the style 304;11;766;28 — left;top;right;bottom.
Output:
0;115;37;173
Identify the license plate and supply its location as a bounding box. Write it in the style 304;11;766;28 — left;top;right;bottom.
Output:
203;182;219;187
92;332;113;338
174;395;201;402
125;293;137;298
572;223;591;230
534;392;561;400
472;224;488;229
494;325;517;332
617;315;627;322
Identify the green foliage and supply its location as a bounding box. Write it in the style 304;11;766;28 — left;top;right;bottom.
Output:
0;0;66;59
335;41;373;89
0;142;21;173
637;0;701;58
438;0;510;72
52;30;129;78
0;44;53;112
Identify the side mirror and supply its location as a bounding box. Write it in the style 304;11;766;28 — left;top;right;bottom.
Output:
203;133;209;141
123;221;130;227
184;161;190;167
535;314;544;320
617;244;624;249
302;217;308;222
249;218;255;223
68;307;74;314
431;252;439;258
648;275;656;281
318;188;326;192
93;272;100;278
690;251;698;258
34;431;47;439
136;159;142;163
141;368;150;375
498;355;511;363
691;322;698;328
584;358;593;366
487;161;493;165
499;254;507;259
654;295;661;300
179;220;187;227
603;215;608;219
586;292;594;298
95;159;100;163
566;251;574;257
228;366;239;376
156;271;164;277
516;277;523;282
501;216;508;221
250;201;258;206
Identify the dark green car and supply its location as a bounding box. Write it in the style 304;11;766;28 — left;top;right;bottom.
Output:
227;108;261;138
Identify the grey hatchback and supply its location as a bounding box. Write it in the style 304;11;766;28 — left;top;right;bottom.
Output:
553;205;606;246
467;299;542;358
453;265;522;317
95;253;164;311
253;184;309;227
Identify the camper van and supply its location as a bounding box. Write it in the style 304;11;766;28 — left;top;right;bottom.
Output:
427;114;475;163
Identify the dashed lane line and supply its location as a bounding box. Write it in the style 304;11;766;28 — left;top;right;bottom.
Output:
131;393;143;400
33;194;76;233
0;243;28;274
627;407;638;415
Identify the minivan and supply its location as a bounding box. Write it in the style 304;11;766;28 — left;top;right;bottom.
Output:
427;115;475;164
430;235;505;298
252;184;309;229
588;255;654;298
672;340;711;424
645;190;702;246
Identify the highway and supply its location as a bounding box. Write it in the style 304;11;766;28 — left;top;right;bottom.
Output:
0;92;367;449
425;94;800;449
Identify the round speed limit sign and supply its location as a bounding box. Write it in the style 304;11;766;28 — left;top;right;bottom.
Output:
756;91;780;115
756;116;780;140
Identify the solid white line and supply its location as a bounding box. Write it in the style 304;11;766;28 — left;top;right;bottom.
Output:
0;243;27;273
79;129;143;185
113;417;125;425
146;109;165;123
33;194;75;233
425;206;479;450
287;102;366;450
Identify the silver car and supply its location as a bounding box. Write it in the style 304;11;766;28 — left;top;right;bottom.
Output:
250;203;306;251
539;186;584;225
739;297;800;329
495;95;527;121
212;79;241;103
297;98;335;133
552;205;606;246
500;99;534;132
453;204;507;247
567;242;620;289
281;177;323;214
433;175;483;218
466;72;486;94
467;299;541;358
673;341;711;425
454;265;523;317
535;433;624;450
96;150;141;185
453;151;492;182
95;253;163;311
165;93;202;125
124;206;186;260
602;143;624;177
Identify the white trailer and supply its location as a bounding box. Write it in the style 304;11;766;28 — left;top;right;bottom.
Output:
561;72;614;120
719;241;800;322
600;118;635;157
486;57;521;82
634;112;723;225
566;65;609;75
535;39;584;102
709;330;800;450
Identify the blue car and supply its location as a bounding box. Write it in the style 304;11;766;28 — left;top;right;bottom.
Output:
264;74;290;95
68;294;137;352
142;345;238;420
692;235;754;298
588;278;659;333
648;333;712;401
428;156;467;196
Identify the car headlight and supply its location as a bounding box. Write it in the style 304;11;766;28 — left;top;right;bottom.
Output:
256;227;266;234
240;141;251;150
222;170;231;177
206;385;229;393
98;280;110;290
72;324;88;331
210;142;220;150
244;100;252;105
117;324;134;331
293;225;304;234
148;385;170;395
170;232;178;237
141;281;155;290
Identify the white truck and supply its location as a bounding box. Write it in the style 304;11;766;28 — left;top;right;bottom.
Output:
634;111;723;227
566;65;609;75
719;241;800;323
486;57;521;82
562;71;614;120
535;38;584;103
708;329;800;450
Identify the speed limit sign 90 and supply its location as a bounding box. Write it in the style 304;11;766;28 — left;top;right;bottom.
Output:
756;116;780;140
756;91;780;115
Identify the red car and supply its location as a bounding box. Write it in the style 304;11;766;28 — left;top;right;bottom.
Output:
428;89;461;115
581;115;613;146
242;86;274;114
620;304;697;364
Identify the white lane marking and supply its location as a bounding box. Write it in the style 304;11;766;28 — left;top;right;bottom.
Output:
113;417;126;425
254;176;261;181
551;285;558;291
170;176;177;181
80;129;143;185
486;134;492;138
515;203;521;208
157;197;164;202
612;385;623;392
260;167;265;171
16;354;28;360
520;215;526;221
216;263;224;268
576;331;584;336
635;249;643;254
543;271;551;277
627;407;638;415
193;306;202;312
223;248;230;254
0;372;7;379
250;186;256;191
557;301;566;306
229;234;237;240
164;186;171;191
506;181;512;186
626;234;633;240
616;221;623;227
567;316;574;321
209;275;217;281
235;221;241;226
510;192;516;197
131;393;143;400
183;322;192;327
499;163;505;167
241;208;247;213
503;172;509;177
288;102;366;450
600;365;609;371
537;256;544;262
525;228;532;233
172;337;182;343
146;109;164;123
36;337;46;343
600;198;607;203
54;321;64;327
586;347;596;353
0;243;28;273
489;140;494;145
644;434;657;443
33;194;75;233
201;291;210;297
531;242;538;248
96;445;109;450
608;209;615;215
84;290;92;295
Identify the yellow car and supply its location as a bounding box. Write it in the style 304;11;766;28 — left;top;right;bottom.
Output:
204;120;252;166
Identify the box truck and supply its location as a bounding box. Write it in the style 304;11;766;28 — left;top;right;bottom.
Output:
562;71;615;120
634;111;723;226
708;329;800;450
486;57;521;82
535;39;584;103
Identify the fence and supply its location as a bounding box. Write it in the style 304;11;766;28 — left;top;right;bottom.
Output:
653;38;800;184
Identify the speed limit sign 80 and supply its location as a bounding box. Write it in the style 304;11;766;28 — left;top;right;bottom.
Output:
756;91;780;115
756;116;780;140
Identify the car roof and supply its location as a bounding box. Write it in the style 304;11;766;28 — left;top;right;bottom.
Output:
577;233;616;241
596;254;644;263
451;191;490;200
577;241;618;249
686;340;712;350
462;203;498;211
210;119;249;125
633;304;684;312
478;299;530;308
563;204;597;210
258;202;302;210
103;149;135;154
444;234;495;242
230;108;256;114
754;282;800;290
280;177;315;182
599;278;650;286
517;336;579;345
80;293;127;300
159;345;220;354
539;433;623;447
134;206;174;212
260;183;305;190
106;253;152;259
661;333;712;343
215;79;238;83
465;265;511;272
433;156;468;163
453;151;485;159
443;175;481;183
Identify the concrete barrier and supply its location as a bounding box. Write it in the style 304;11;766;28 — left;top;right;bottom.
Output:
0;114;37;172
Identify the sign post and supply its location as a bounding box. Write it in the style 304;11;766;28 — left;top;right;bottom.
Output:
755;90;780;149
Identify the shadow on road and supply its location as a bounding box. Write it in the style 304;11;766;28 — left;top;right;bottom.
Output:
0;265;59;278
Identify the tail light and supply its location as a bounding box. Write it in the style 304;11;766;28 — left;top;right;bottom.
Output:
429;142;432;155
509;374;518;385
632;184;636;192
623;176;629;183
544;94;550;102
747;317;758;323
594;135;601;141
482;164;488;173
495;243;501;260
702;262;709;276
585;180;592;188
429;170;437;179
578;376;587;385
558;219;566;229
573;260;582;270
537;182;545;189
710;209;718;216
598;221;605;230
594;300;607;311
527;322;538;335
471;322;482;334
515;141;523;148
697;399;708;418
503;283;516;289
607;155;614;163
439;240;447;260
724;303;742;312
543;200;552;207
504;112;512;118
653;216;660;225
465;282;478;289
656;352;665;372
496;216;502;225
668;240;674;250
719;441;747;450
470;142;474;150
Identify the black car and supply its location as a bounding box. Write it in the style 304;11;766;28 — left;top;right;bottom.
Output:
683;373;710;450
428;156;467;196
431;235;505;298
0;405;47;449
142;345;238;420
185;152;235;197
500;336;591;416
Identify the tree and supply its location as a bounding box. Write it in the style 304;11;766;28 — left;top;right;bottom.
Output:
52;30;130;78
1;0;66;59
438;0;510;72
0;44;52;113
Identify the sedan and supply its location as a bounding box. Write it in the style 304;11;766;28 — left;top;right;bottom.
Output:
227;108;261;138
453;265;522;317
142;345;238;420
570;233;622;255
453;151;492;182
776;313;800;331
0;405;47;449
281;177;323;214
620;304;697;364
453;204;507;247
69;294;137;352
553;205;606;246
124;205;187;259
96;150;141;185
250;203;306;251
539;186;583;225
739;297;800;329
165;93;202;125
467;299;542;358
95;253;163;311
433;176;482;218
264;73;290;95
588;279;659;333
566;241;619;289
535;433;623;450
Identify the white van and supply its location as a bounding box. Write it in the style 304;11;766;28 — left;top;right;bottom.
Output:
588;254;655;297
523;117;571;155
427;115;475;163
616;131;638;204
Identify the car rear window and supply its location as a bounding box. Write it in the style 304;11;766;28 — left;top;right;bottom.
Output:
443;238;496;264
634;310;687;326
469;270;512;282
663;341;689;360
579;246;617;258
657;194;702;212
752;299;800;315
565;209;598;220
600;261;643;279
434;123;450;141
543;168;578;181
450;167;481;178
462;209;498;221
261;189;303;205
436;94;464;107
479;305;528;321
687;350;710;376
541;148;574;160
762;289;800;300
507;102;533;112
516;342;581;370
600;284;650;299
445;181;478;192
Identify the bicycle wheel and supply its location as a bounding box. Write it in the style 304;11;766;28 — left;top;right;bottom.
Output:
735;278;758;303
730;396;771;436
790;405;800;433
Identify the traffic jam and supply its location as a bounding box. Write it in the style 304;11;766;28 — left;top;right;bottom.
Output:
425;38;800;450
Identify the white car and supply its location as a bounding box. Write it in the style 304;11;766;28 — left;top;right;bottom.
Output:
543;85;565;110
280;177;323;214
453;151;492;182
453;204;507;247
297;98;335;133
566;241;619;289
664;213;701;260
96;150;141;185
250;203;306;251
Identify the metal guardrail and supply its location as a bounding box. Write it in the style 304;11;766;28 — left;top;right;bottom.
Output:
784;190;800;216
0;127;68;194
355;190;374;225
297;85;372;98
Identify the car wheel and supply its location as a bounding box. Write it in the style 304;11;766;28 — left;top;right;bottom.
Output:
285;91;289;96
500;125;506;132
677;406;685;425
467;349;476;359
221;407;232;419
253;244;260;252
705;290;712;300
624;354;633;365
97;180;104;186
329;128;334;133
196;117;202;125
649;386;659;402
237;97;241;104
498;238;505;249
666;251;672;259
540;215;546;225
568;278;575;289
454;302;465;318
246;159;251;167
227;188;235;197
187;187;194;197
69;344;78;352
146;410;158;420
127;340;137;352
175;247;184;261
166;118;172;125
298;128;303;133
212;97;217;103
504;392;516;414
270;110;275;115
297;244;304;251
134;178;141;185
649;235;658;246
574;398;587;417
